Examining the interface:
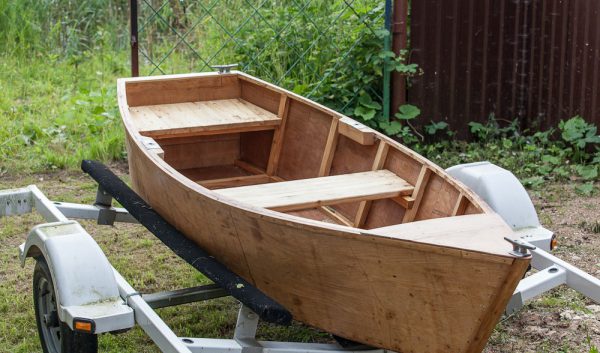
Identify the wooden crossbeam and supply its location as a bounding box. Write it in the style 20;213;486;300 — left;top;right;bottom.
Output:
354;140;389;227
318;117;340;176
452;194;469;216
266;95;290;175
198;174;272;189
402;166;433;223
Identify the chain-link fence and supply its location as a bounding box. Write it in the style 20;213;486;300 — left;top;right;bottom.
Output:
133;0;392;119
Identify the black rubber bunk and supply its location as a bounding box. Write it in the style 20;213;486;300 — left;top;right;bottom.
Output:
81;160;292;326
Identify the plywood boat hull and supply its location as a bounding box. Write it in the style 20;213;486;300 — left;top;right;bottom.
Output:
118;72;530;353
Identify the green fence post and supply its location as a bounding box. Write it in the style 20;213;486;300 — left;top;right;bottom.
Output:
382;0;392;122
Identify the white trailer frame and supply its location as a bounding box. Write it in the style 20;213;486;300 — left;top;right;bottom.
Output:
1;161;599;352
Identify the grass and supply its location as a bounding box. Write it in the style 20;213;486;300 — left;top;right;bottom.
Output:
0;48;128;173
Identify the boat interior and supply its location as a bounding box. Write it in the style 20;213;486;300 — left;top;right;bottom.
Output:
122;73;484;230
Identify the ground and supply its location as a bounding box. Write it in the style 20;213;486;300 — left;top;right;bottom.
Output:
0;167;598;353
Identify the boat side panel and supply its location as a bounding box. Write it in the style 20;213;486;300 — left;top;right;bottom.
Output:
126;133;255;281
415;173;462;221
231;208;527;353
240;130;274;171
240;79;281;115
125;75;241;107
364;198;406;229
328;135;380;221
276;99;332;180
160;134;241;170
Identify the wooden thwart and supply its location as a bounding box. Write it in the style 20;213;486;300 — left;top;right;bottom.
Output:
129;98;280;138
214;170;414;212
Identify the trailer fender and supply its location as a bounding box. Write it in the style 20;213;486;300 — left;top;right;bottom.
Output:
446;162;554;251
19;221;133;333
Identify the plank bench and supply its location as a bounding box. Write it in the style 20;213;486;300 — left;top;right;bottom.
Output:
128;98;281;139
214;169;414;212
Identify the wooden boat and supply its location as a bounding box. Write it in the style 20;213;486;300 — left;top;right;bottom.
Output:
117;72;530;353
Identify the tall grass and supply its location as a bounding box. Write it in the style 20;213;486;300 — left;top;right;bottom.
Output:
0;0;131;172
0;0;387;173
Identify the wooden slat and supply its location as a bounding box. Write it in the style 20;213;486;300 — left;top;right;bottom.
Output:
338;117;377;145
354;141;389;227
320;206;354;227
266;95;290;175
393;195;415;209
198;174;272;189
452;194;469;216
402;166;433;223
234;159;266;175
129;98;280;138
215;170;414;212
318;117;340;176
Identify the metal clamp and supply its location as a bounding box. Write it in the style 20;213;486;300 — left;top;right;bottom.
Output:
211;64;238;73
124;291;141;306
504;237;536;257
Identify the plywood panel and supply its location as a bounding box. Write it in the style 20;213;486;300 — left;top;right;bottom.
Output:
329;135;379;220
161;133;240;170
384;148;423;185
240;79;281;114
363;198;407;229
276;99;332;180
415;173;461;221
240;130;274;171
126;75;240;107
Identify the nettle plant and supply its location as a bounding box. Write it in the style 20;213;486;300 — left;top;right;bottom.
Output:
350;43;423;138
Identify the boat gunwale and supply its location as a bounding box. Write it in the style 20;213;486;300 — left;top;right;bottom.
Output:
117;72;523;261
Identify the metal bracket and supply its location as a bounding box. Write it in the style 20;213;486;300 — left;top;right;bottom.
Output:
211;64;238;74
95;186;117;225
504;237;536;257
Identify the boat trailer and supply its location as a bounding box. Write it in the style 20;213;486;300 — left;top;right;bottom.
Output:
1;161;599;352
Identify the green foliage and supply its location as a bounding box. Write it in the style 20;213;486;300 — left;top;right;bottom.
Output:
232;3;420;132
406;116;600;193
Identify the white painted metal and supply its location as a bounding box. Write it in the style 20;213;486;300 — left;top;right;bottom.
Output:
506;266;567;314
19;221;134;333
112;270;193;353
529;247;600;303
182;338;386;353
53;201;138;223
446;162;541;230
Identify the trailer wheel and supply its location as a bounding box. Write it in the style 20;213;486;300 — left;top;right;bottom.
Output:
33;257;98;353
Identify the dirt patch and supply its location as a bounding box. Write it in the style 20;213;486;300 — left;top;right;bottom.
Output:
485;184;600;352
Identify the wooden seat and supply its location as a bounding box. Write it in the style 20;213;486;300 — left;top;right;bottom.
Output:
129;98;281;138
214;170;414;212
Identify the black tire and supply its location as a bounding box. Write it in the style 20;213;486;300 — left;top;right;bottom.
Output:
33;257;98;353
